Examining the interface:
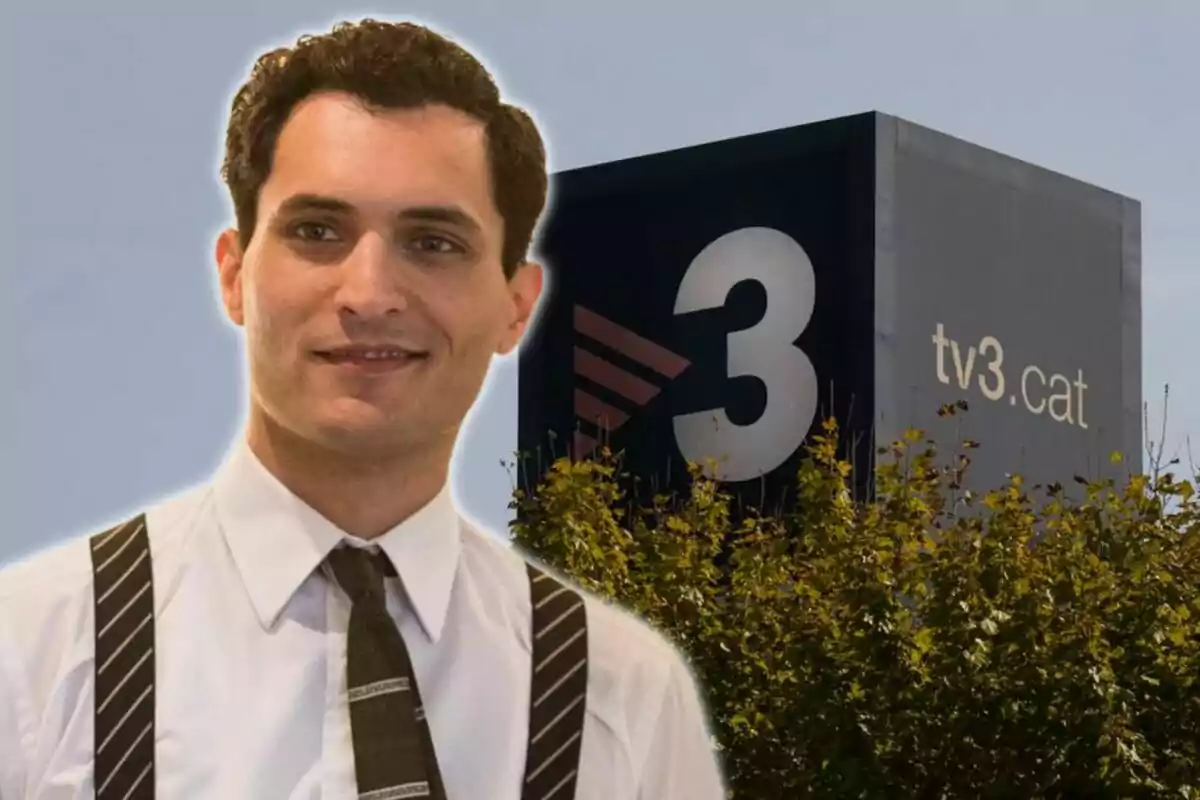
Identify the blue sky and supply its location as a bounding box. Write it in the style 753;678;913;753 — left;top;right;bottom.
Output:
2;2;1196;562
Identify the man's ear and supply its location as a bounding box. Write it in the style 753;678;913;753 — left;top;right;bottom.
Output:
215;228;246;327
496;260;544;356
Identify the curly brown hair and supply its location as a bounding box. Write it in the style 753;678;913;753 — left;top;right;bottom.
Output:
220;19;547;277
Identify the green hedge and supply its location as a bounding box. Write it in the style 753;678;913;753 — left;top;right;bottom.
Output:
510;415;1199;798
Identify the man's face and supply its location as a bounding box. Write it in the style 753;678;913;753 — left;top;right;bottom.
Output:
216;92;541;457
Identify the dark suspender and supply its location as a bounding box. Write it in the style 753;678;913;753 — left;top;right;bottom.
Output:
521;564;590;800
89;515;156;800
89;515;589;799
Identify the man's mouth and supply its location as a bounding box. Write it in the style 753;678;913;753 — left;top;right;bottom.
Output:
314;346;429;366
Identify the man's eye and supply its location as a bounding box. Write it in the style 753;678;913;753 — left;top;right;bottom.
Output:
289;222;340;242
411;234;463;255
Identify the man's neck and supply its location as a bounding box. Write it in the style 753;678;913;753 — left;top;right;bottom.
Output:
245;414;453;540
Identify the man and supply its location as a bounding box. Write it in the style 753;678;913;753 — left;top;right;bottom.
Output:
0;19;726;800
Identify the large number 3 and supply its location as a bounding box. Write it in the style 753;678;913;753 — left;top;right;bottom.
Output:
673;227;819;482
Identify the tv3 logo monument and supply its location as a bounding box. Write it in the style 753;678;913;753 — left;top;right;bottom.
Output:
519;112;1142;508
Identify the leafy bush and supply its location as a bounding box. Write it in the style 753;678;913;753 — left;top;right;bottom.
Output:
510;413;1200;798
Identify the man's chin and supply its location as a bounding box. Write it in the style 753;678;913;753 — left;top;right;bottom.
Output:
317;394;402;423
306;406;425;454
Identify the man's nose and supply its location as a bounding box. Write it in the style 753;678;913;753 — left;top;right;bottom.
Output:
335;236;410;319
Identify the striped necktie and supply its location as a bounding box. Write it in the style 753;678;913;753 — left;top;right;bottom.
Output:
326;546;447;800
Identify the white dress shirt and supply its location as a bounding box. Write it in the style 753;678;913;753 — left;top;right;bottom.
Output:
0;441;726;799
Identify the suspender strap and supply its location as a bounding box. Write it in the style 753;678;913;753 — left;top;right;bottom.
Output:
521;563;589;800
89;515;156;800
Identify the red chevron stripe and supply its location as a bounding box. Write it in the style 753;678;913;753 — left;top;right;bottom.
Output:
574;306;690;378
573;347;661;406
574;389;630;430
573;431;599;459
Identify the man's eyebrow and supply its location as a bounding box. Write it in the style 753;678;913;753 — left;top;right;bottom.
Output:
398;205;482;234
275;193;357;216
273;195;482;233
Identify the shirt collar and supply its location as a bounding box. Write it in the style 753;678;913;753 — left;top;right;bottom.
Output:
212;439;461;642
